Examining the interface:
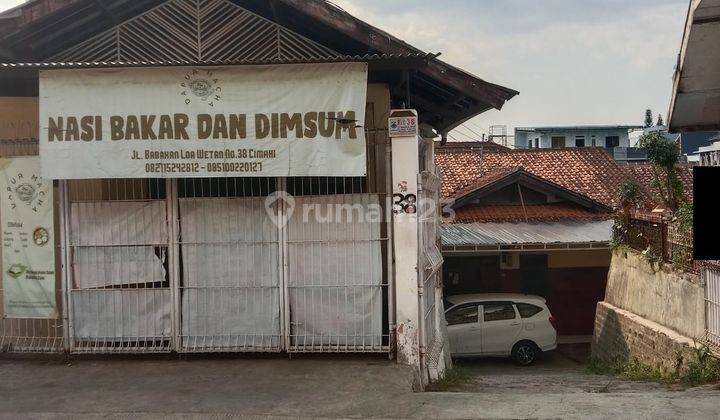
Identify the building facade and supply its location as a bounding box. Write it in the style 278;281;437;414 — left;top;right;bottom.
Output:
514;125;645;161
0;0;517;387
434;145;692;336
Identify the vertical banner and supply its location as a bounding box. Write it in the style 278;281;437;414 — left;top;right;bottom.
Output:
0;157;57;319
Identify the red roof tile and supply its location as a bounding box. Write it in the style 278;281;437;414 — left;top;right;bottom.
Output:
434;141;511;153
435;146;628;208
452;204;615;224
618;162;694;204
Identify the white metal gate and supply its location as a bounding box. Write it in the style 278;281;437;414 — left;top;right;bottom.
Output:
286;194;386;352
176;178;282;352
418;170;443;361
65;179;173;353
57;177;390;354
705;265;720;350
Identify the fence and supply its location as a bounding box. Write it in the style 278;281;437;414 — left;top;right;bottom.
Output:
418;170;443;366
704;264;720;352
623;212;720;353
1;126;396;354
622;212;699;274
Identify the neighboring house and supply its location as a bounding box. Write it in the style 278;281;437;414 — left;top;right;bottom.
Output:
637;125;681;148
436;146;625;337
514;125;645;161
617;125;712;163
697;139;720;166
435;144;694;337
674;131;720;163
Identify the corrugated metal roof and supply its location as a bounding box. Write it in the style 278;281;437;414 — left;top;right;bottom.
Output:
0;53;437;69
441;220;614;246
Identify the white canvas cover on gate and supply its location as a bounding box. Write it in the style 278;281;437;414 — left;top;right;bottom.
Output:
40;63;368;179
69;201;170;341
70;201;168;246
71;201;167;289
287;195;383;348
71;289;171;340
180;198;280;349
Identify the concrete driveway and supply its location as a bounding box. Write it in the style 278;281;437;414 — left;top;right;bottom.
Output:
442;344;673;394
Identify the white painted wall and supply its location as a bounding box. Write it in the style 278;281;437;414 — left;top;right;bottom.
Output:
514;128;633;149
392;132;423;382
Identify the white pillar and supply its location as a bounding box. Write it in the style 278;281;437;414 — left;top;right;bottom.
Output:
391;126;421;372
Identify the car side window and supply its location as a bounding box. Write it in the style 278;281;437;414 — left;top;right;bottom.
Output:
446;304;479;326
516;303;543;318
483;302;516;322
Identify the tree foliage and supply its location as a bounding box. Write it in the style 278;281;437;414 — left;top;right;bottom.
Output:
639;132;685;212
656;114;664;127
618;181;641;208
644;109;654;128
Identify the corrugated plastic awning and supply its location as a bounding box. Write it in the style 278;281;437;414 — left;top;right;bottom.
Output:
0;53;438;70
441;220;614;247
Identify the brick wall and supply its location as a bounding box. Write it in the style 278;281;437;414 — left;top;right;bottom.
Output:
593;302;699;374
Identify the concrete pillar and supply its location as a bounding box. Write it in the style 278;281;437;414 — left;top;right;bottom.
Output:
391;119;421;373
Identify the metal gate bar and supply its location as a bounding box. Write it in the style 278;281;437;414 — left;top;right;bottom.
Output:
286;193;389;352
705;265;720;350
176;177;281;352
66;179;172;353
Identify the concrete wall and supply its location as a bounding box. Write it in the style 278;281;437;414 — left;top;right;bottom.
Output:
593;249;707;373
0;97;38;139
593;302;700;374
604;249;705;339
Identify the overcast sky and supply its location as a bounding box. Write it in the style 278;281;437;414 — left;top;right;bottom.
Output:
1;0;690;138
332;0;690;138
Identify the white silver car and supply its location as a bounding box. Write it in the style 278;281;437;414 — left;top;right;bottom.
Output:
444;293;558;365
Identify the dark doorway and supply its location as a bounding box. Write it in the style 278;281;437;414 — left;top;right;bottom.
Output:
443;256;501;296
520;254;549;297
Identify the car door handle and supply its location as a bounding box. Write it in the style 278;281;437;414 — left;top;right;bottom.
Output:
510;322;521;326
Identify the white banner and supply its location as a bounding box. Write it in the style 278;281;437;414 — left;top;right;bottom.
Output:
39;63;369;179
0;157;57;319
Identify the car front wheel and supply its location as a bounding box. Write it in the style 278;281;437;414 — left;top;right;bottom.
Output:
511;342;538;366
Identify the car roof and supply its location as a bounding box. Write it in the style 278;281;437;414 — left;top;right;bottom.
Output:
446;293;546;306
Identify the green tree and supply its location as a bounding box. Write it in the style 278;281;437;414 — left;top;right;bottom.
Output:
639;131;685;211
656;114;664;127
644;109;654;128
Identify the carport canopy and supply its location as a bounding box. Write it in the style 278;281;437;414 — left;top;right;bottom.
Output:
441;220;614;250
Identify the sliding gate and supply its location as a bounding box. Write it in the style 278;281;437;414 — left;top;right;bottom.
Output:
63;177;389;354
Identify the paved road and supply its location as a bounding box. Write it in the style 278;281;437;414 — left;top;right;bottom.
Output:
0;350;719;419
